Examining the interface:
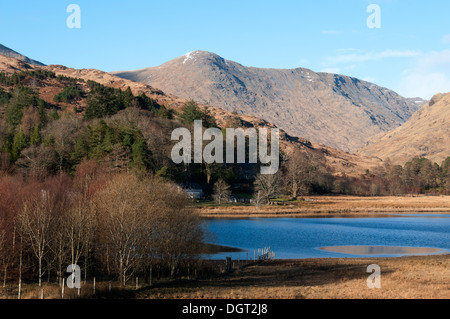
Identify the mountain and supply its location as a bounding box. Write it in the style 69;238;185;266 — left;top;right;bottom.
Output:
0;43;45;66
0;54;380;175
112;51;425;152
358;93;450;165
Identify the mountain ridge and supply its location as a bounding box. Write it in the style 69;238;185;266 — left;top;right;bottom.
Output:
0;43;45;66
358;92;450;165
113;51;426;152
0;53;380;176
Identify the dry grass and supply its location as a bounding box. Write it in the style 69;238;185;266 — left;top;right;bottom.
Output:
198;195;450;218
0;281;126;299
2;255;448;299
135;254;450;299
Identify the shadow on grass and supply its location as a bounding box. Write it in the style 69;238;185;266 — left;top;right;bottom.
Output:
101;259;396;299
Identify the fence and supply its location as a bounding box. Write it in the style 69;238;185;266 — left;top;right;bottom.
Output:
224;246;275;273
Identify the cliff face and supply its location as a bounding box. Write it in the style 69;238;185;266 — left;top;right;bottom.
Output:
113;51;425;152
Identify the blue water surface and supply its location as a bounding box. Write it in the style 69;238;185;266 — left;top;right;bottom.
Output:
203;215;450;259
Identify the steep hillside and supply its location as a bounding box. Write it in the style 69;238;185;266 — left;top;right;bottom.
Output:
113;51;425;152
358;93;450;165
0;43;45;66
0;54;380;175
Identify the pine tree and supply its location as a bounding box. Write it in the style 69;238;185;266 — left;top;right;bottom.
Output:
71;137;89;164
131;138;151;169
11;128;27;162
156;105;172;119
5;102;23;127
180;100;217;128
101;129;114;153
30;124;41;145
38;105;48;126
122;86;134;108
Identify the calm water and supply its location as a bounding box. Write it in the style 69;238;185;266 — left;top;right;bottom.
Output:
203;215;450;259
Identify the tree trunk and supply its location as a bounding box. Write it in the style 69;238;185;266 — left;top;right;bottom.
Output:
3;265;7;287
38;257;42;287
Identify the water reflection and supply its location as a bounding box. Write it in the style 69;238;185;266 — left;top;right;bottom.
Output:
319;245;443;256
204;216;450;259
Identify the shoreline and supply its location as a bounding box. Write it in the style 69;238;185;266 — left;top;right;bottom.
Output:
196;195;450;218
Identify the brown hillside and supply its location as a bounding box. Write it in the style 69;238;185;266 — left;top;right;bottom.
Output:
0;54;380;175
0;44;45;66
113;51;425;152
358;92;450;165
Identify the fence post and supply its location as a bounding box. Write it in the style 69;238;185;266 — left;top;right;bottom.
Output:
149;267;153;287
225;257;232;272
18;278;21;299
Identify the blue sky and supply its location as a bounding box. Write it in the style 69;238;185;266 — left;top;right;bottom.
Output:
1;0;449;99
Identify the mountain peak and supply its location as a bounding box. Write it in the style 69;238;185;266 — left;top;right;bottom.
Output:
113;54;423;152
429;93;446;107
180;51;224;65
0;43;45;66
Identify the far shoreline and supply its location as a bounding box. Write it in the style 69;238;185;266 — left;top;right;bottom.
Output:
196;195;450;218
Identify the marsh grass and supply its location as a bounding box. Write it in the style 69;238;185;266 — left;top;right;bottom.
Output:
198;195;450;218
2;255;448;299
135;255;450;299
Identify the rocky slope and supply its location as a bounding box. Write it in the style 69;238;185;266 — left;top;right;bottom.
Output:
113;51;426;152
0;52;380;175
0;43;45;66
358;93;450;165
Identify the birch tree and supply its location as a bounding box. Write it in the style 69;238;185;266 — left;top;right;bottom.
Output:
18;191;54;287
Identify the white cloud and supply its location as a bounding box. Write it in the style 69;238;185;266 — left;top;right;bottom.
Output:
322;49;421;66
396;50;450;99
298;58;310;67
362;76;376;83
320;67;341;74
442;34;450;44
319;48;450;99
321;30;342;35
319;64;356;75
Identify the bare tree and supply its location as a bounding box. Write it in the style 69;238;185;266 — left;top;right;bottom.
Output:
0;226;7;287
284;150;322;198
212;179;231;204
95;173;206;283
253;190;265;210
0;177;19;287
43;117;78;175
95;174;158;286
254;172;282;202
52;191;95;285
18;191;54;287
151;185;205;278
